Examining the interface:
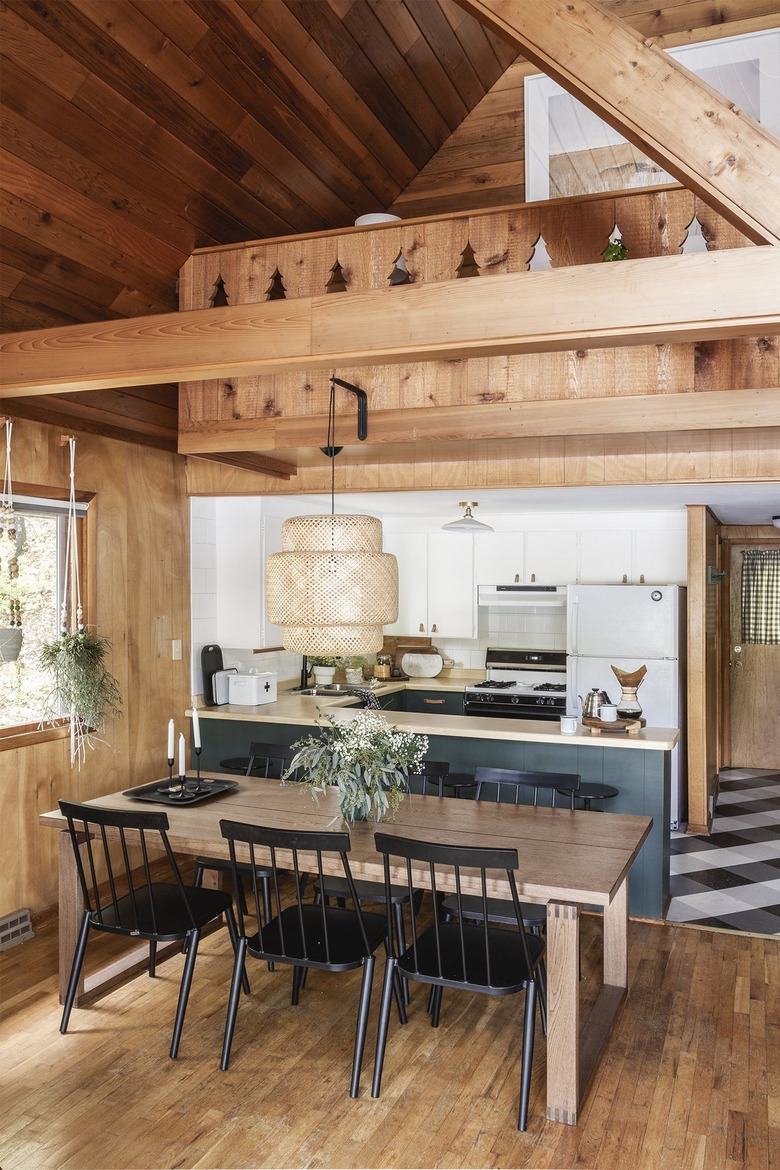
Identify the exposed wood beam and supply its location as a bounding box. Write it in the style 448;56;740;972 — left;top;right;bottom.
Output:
457;0;780;246
178;388;780;456
2;250;779;396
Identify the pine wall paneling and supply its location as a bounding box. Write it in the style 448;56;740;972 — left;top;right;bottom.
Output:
0;420;190;919
178;186;779;490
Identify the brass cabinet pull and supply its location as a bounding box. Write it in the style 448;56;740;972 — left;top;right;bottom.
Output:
431;623;437;633
423;698;445;705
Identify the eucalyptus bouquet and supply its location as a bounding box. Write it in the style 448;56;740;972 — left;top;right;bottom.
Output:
285;711;428;823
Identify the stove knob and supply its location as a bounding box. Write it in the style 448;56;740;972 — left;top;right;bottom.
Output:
511;696;520;705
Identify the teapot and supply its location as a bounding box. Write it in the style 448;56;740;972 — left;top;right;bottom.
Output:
579;687;612;719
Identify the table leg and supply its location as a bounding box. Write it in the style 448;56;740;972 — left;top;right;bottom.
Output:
545;900;580;1124
58;829;85;1006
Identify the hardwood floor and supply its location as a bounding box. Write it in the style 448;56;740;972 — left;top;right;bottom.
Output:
1;913;777;1169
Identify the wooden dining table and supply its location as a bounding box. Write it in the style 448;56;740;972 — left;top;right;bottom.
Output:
41;774;651;1126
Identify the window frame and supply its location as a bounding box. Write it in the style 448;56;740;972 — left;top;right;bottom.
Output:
0;480;96;749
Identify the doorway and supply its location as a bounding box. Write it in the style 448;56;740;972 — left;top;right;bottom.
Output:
722;536;780;769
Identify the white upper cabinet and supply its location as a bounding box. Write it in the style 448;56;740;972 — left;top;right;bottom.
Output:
384;531;475;638
474;531;525;584
577;530;634;584
525;531;578;584
426;533;475;637
631;528;688;584
215;499;264;646
383;532;428;636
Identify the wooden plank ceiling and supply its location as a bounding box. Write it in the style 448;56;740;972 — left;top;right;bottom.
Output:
0;0;777;460
0;0;517;453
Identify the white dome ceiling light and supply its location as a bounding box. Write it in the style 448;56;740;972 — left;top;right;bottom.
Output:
441;501;494;533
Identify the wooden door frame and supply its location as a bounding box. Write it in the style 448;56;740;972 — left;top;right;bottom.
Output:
718;525;780;767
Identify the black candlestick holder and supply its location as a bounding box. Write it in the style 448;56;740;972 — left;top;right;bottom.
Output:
157;758;176;794
186;747;209;793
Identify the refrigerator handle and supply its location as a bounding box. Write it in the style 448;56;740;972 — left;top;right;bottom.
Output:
569;594;578;655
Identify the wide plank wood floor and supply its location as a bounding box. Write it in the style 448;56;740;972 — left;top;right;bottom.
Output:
1;913;778;1169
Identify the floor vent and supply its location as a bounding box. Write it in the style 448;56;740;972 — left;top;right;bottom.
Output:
0;908;35;952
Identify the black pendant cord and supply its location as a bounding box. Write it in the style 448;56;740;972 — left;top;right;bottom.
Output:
327;381;336;516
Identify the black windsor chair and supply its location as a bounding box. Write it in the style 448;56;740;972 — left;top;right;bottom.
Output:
58;800;244;1058
193;743;303;916
218;819;395;1097
311;759;452;1002
371;832;546;1131
440;766;582;1014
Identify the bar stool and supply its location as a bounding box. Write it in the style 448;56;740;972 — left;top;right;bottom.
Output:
431;773;477;798
563;781;619;811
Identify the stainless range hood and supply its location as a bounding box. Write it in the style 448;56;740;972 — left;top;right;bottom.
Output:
477;585;568;607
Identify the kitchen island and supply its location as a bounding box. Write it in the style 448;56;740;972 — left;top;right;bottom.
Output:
188;679;678;919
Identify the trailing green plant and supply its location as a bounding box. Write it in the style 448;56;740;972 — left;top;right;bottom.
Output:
336;655;369;669
309;655;339;667
39;629;123;766
284;711;428;823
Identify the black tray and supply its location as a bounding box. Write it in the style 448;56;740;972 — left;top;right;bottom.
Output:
123;778;239;806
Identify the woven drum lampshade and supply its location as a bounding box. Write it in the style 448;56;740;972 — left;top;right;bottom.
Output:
266;514;398;655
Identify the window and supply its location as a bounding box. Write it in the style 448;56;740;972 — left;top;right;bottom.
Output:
0;491;90;736
524;30;780;201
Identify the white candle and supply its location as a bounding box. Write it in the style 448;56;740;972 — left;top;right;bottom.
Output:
192;707;201;750
167;718;174;761
178;732;186;777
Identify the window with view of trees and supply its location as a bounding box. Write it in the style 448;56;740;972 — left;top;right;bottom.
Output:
0;495;89;733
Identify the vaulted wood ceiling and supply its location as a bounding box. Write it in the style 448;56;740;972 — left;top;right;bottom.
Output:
1;0;777;453
1;0;520;448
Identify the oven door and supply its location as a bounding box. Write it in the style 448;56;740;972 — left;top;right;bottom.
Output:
462;699;562;721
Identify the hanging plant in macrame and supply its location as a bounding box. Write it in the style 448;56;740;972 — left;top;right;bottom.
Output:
39;437;122;766
1;419;24;662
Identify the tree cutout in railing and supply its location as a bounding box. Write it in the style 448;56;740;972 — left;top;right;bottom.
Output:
681;215;709;254
388;251;411;286
602;225;628;261
456;242;480;278
210;274;230;307
528;234;552;270
326;260;348;293
266;268;287;300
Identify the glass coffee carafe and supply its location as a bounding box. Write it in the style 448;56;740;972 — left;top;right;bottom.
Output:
610;664;646;719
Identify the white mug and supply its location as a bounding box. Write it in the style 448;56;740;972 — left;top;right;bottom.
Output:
560;715;578;734
599;704;618;722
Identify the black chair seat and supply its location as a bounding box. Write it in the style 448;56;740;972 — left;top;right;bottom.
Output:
399;921;544;994
440;892;545;930
247;904;388;971
566;782;619;810
93;884;233;940
426;772;476;797
315;874;409;905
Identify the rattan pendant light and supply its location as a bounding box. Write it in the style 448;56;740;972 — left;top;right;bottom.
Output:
266;379;398;655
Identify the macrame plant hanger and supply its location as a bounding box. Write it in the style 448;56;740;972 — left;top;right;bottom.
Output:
2;418;22;633
60;437;83;638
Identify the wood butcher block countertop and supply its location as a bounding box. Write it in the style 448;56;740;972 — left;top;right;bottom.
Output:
189;678;679;753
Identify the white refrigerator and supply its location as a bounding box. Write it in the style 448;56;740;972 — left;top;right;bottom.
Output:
567;584;687;829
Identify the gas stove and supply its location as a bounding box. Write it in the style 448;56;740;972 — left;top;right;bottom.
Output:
463;648;568;721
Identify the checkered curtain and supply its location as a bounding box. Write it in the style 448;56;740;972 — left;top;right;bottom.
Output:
741;549;780;644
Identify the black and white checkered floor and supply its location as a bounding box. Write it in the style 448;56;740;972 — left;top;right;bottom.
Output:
667;768;780;936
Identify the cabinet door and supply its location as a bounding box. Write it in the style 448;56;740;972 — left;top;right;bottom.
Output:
474;531;524;584
578;530;633;584
632;529;688;584
426;534;475;637
525;531;577;584
216;499;264;646
405;690;463;715
383;532;428;636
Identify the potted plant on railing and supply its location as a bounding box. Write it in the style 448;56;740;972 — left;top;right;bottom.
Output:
284;710;428;822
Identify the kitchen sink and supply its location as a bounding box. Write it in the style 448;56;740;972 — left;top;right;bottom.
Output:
291;684;366;696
